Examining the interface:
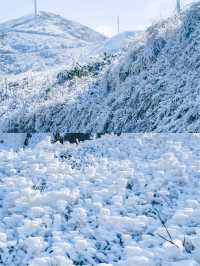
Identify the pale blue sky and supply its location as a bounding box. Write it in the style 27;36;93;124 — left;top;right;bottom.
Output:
0;0;196;36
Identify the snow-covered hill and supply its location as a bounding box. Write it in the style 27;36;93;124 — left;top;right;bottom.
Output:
93;31;145;55
1;3;200;133
0;11;107;75
0;134;200;265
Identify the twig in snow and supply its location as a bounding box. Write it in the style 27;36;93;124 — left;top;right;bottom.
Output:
154;208;179;248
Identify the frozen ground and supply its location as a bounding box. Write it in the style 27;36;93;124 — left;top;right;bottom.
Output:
0;134;200;265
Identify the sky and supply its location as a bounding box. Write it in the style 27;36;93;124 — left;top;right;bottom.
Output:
0;0;197;36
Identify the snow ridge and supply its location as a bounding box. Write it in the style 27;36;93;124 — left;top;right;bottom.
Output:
0;11;107;75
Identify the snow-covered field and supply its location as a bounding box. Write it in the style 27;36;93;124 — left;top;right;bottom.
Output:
0;134;200;265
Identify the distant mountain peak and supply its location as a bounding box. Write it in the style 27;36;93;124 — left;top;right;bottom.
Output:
0;12;107;43
0;12;108;74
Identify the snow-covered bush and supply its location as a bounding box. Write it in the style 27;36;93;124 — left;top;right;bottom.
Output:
57;54;114;85
0;134;200;265
1;3;200;133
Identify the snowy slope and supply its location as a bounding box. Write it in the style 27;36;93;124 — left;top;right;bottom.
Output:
0;53;119;133
0;134;200;265
0;133;27;150
0;133;48;151
0;11;106;43
50;2;198;134
0;11;107;75
1;3;200;133
93;31;145;55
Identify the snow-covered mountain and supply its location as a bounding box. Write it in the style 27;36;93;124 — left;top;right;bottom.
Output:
93;31;145;55
0;11;107;74
1;3;200;133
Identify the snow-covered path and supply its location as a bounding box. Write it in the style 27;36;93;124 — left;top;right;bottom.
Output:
0;134;200;266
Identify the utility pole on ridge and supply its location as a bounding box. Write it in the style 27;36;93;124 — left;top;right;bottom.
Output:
34;0;38;17
176;0;181;15
117;16;120;34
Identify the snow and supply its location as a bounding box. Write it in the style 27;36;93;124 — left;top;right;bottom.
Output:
0;11;106;43
92;31;145;55
0;11;107;75
0;133;27;150
0;134;200;265
1;3;200;133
